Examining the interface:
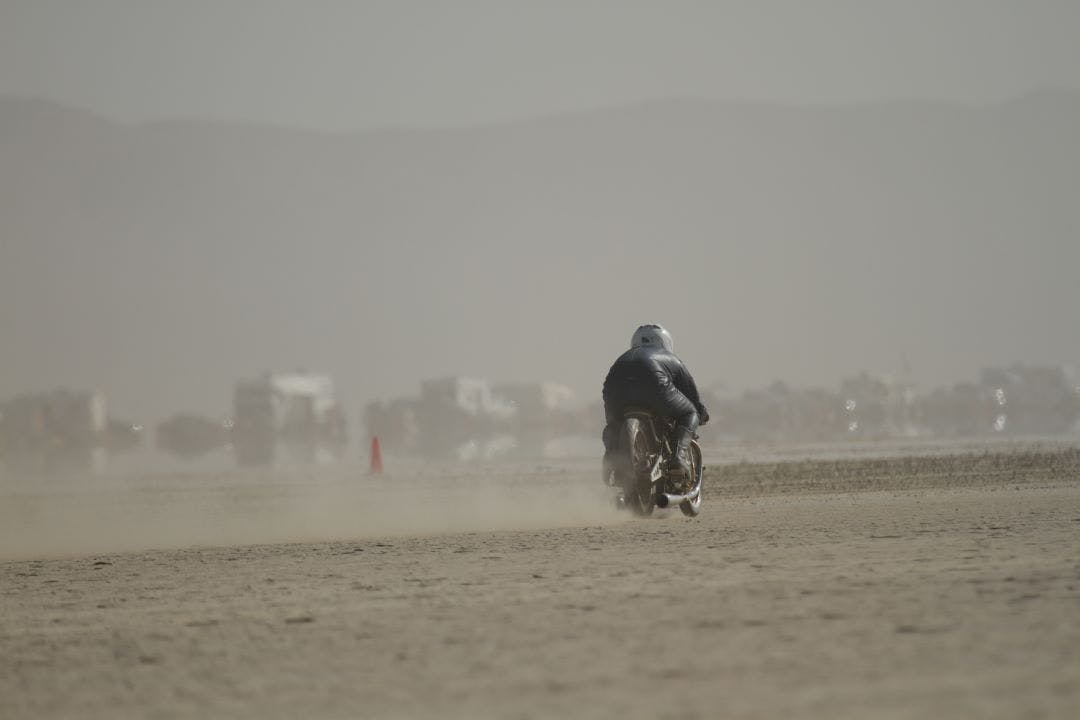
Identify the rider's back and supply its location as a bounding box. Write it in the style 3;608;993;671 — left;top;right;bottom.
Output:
603;345;690;399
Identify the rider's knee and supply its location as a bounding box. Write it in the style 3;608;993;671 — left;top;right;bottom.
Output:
678;410;699;433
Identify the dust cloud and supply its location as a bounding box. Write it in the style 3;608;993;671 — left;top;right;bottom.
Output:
0;461;619;560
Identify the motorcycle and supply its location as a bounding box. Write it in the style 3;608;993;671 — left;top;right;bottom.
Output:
607;408;703;517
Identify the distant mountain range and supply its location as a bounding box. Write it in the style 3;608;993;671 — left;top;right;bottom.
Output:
2;93;1078;420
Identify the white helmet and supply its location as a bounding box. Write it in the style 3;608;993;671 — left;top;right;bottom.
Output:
631;324;674;353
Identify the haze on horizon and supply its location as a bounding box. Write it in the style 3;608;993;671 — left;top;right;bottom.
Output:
3;0;1080;131
2;0;1080;423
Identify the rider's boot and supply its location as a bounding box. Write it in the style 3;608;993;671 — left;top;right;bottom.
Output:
601;423;617;485
665;426;693;478
601;455;615;486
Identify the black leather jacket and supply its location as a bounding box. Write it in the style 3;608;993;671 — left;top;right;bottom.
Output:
602;346;707;417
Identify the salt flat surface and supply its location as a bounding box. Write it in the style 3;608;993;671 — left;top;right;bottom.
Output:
2;447;1079;719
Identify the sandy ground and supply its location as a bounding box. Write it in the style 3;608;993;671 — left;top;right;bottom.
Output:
2;446;1079;719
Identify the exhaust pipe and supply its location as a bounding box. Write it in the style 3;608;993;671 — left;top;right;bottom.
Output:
656;465;704;509
655;483;701;509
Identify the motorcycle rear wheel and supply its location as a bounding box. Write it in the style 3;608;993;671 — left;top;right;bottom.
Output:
622;419;655;517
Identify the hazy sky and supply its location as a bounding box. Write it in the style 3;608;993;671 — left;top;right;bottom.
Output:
3;0;1080;131
3;1;1080;423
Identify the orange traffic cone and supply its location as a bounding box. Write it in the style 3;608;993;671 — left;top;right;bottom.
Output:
369;436;384;475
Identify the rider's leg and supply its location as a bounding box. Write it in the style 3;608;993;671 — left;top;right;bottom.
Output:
667;423;696;477
601;397;621;484
662;393;699;477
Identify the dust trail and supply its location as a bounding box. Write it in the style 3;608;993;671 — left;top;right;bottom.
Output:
0;461;622;560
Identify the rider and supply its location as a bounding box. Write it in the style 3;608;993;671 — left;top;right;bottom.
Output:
602;324;709;482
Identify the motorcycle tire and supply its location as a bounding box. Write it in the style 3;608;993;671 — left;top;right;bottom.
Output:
622;418;655;517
